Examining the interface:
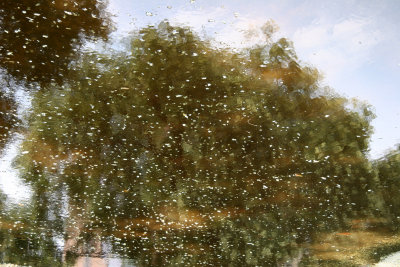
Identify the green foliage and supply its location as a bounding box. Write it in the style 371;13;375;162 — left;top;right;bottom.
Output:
0;89;19;152
365;240;400;263
0;0;112;86
374;145;400;224
13;21;383;265
0;192;62;266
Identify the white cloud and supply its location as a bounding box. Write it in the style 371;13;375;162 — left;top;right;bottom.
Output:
170;6;273;48
292;18;381;82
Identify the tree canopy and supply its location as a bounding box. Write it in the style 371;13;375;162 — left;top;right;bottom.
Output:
0;0;112;86
10;22;386;265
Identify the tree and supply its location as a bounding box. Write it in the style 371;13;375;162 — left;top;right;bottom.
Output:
0;0;112;86
0;88;19;151
15;21;381;265
374;145;400;227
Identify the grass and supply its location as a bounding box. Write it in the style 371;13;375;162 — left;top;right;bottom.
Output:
364;241;400;263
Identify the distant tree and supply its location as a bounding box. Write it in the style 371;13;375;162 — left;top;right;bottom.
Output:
374;145;400;225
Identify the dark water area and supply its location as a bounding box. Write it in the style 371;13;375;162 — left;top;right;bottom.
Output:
1;1;400;266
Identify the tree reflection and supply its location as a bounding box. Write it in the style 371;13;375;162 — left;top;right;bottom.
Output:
375;145;400;228
0;190;63;266
7;22;391;266
0;0;112;86
0;88;19;151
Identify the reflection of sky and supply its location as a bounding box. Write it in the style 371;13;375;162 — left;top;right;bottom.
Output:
0;88;32;202
107;0;400;158
0;134;31;203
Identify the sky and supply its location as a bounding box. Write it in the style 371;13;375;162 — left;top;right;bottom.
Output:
0;134;31;203
105;0;400;159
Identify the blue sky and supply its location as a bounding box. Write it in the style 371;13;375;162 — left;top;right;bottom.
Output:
105;0;400;158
